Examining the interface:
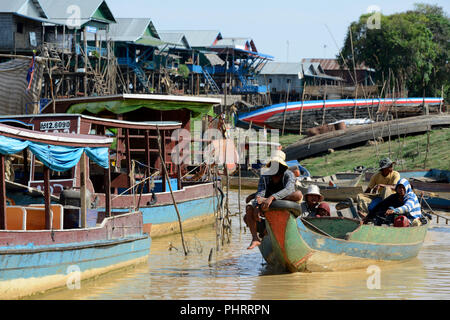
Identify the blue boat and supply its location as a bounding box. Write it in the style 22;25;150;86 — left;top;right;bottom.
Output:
0;123;150;299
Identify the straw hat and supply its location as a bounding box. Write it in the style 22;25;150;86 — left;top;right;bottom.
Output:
264;149;288;167
305;185;324;202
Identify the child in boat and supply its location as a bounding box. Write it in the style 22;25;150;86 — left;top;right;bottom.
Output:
244;151;303;250
298;185;329;217
363;178;423;226
316;202;331;217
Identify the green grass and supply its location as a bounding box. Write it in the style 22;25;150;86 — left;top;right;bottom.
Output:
290;128;450;176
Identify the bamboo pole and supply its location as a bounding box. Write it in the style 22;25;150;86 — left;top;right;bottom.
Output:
157;128;188;256
282;80;291;136
299;81;306;135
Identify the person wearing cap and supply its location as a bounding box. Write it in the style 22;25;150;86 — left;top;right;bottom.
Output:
355;157;401;215
298;185;328;217
244;151;303;250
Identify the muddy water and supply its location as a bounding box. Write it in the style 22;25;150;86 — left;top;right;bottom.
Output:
32;190;450;300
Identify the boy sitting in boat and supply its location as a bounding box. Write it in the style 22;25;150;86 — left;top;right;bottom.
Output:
244;151;303;250
354;157;400;216
298;185;330;217
363;178;424;226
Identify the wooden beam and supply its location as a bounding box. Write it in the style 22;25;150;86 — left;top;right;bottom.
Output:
80;152;87;228
161;129;166;192
104;149;111;218
145;130;151;192
43;166;51;230
125;128;132;188
0;155;6;230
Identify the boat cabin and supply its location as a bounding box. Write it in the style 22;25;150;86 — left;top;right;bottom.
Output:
0;113;183;203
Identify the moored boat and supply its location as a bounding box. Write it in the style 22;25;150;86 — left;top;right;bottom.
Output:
238;97;444;132
259;200;430;273
3;93;224;238
0;123;150;299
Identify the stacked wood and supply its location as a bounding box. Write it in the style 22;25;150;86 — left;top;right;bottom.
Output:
306;122;346;137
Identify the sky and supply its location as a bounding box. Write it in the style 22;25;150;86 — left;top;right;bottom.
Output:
106;0;450;63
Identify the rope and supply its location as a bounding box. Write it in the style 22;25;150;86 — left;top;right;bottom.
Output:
111;172;159;201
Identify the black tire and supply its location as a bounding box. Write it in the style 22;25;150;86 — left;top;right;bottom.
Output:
266;200;303;217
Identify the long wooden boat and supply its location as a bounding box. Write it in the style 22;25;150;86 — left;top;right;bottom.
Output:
284;114;450;160
259;200;430;273
238;97;444;132
2;94;223;239
0;123;150;299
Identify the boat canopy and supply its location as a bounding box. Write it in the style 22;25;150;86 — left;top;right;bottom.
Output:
0;124;112;171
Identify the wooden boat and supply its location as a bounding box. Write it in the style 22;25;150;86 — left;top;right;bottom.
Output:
238;97;444;132
259;200;430;273
0;123;150;299
284;114;450;160
3;94;223;238
295;172;363;201
1;112;223;238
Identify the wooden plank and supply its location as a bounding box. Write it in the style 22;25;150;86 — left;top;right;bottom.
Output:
43;166;51;230
0;155;6;229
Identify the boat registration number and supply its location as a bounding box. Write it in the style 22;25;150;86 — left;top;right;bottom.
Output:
40;120;71;131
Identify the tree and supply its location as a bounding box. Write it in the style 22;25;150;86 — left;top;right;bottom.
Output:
340;4;449;101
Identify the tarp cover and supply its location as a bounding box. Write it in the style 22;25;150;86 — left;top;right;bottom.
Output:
66;99;215;120
0;58;44;115
0;135;109;171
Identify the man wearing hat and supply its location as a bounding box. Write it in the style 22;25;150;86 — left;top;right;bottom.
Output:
354;157;400;215
244;151;303;250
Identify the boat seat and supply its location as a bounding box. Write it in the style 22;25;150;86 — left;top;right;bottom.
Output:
5;206;26;230
27;204;64;230
24;204;64;230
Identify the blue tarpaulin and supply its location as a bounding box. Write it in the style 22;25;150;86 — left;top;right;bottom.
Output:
0;135;109;172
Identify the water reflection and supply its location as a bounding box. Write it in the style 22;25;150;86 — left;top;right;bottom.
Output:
31;190;450;300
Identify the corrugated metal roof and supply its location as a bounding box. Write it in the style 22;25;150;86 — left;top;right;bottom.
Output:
302;58;374;72
259;62;303;75
0;0;48;19
165;30;222;48
39;0;116;26
87;18;164;46
158;32;191;49
212;37;258;52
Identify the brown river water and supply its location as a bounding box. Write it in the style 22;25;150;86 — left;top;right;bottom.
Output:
31;190;450;300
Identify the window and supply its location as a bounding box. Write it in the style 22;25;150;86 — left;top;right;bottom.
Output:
269;78;272;83
17;23;24;34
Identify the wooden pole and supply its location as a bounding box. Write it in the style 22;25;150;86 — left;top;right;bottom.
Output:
43;166;52;230
299;81;306;135
80;152;87;228
104;150;111;218
145;130;151;192
282;80;291;136
83;28;88;97
0;155;6;230
157;128;188;255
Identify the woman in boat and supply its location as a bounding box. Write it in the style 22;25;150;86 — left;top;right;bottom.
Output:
244;151;303;250
364;178;423;226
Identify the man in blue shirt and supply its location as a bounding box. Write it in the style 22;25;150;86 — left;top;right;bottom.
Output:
244;152;303;249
